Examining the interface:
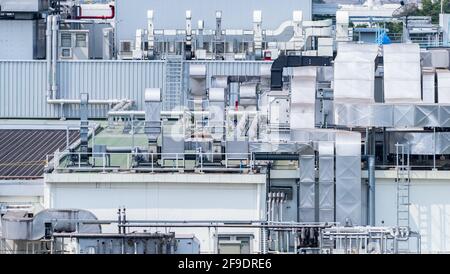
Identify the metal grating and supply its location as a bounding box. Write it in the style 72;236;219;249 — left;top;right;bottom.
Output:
0;129;79;179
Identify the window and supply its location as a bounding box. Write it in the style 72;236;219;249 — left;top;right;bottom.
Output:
61;48;72;58
76;33;87;47
217;234;253;254
61;33;72;47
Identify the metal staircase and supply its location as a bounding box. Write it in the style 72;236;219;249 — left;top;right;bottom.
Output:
395;143;411;228
163;55;184;111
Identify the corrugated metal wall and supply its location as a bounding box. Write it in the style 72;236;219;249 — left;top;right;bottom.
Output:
0;60;267;119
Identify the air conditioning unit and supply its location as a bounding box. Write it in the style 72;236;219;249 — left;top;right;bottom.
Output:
119;40;133;60
58;30;89;60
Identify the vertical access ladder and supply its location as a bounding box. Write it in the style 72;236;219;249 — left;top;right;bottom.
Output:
395;143;411;229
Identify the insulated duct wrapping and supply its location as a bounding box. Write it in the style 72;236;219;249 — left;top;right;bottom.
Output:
240;83;257;106
335;131;361;226
290;67;317;129
383;44;422;103
422;68;436;103
333;43;379;103
209;88;225;140
144;88;162;142
334;103;450;128
437;69;450;103
189;64;207;96
299;154;316;222
388;132;450;155
318;141;334;222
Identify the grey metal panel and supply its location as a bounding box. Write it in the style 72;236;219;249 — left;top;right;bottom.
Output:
393;105;415;128
335;156;361;226
319;156;334;182
414;105;439;127
370;104;393;127
299;155;315;222
437;133;450;154
59;61;165;118
389;132;450;155
335;131;361;225
439;105;450;127
0;61;58;118
0;60;266;119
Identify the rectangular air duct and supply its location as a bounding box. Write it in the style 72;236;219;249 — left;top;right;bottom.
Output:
335;131;361;226
318;141;334;222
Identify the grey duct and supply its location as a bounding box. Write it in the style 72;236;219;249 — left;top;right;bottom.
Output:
334;103;450;128
298;155;315;222
144;88;162;145
318;141;334;222
368;155;376;226
1;209;101;241
335;131;362;226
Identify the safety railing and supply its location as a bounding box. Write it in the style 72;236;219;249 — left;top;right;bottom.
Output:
50;151;256;173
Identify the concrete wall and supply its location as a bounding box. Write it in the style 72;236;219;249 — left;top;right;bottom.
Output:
371;170;450;253
44;173;266;254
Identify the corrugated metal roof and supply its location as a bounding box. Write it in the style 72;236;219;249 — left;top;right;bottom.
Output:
0;129;79;178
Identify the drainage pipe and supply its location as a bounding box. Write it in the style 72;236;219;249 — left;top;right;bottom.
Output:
46;15;53;99
51;15;60;100
47;98;125;105
368;155;376;226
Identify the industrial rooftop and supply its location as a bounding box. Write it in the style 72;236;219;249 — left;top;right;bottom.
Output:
0;0;450;256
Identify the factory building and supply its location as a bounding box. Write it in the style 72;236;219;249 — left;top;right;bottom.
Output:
0;0;450;254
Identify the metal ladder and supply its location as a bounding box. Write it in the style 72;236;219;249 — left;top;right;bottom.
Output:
395;143;411;229
163;55;184;111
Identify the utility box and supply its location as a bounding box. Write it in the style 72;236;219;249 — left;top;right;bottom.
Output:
59;30;89;60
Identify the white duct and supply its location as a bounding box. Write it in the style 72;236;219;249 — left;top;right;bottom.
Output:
290;66;317;129
334;43;379;103
423;68;436;103
336;11;349;42
383;43;422;103
253;10;263;56
437;69;450;104
292;10;303;51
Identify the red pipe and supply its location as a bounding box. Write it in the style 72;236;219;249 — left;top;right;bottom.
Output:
76;4;115;20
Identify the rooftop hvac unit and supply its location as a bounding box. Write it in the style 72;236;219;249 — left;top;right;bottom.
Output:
119;40;133;60
58;30;89;60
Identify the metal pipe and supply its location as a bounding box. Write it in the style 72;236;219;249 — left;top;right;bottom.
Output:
368;155;376;226
46;15;53;99
48;98;124;105
51;15;60;100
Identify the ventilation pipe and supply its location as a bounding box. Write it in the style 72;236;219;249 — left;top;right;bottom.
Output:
46;15;53;99
368;155;376;226
51;14;60;100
